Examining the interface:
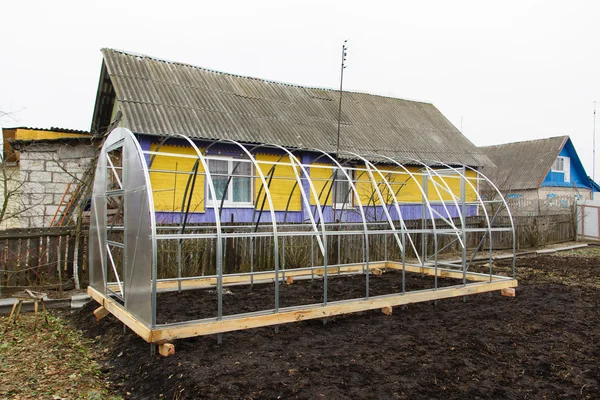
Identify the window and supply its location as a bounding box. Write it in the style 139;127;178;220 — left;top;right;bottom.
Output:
333;168;353;209
206;157;253;207
551;156;570;182
552;157;564;172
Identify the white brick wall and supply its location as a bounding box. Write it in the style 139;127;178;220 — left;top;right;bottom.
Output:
12;142;96;227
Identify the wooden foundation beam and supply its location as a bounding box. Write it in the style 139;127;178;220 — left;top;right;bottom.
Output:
151;278;518;343
93;306;110;321
105;261;507;294
87;286;152;343
108;262;388;293
158;343;175;357
384;261;506;282
381;306;393;316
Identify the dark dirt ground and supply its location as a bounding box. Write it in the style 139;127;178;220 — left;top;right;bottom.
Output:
156;270;462;323
72;253;600;400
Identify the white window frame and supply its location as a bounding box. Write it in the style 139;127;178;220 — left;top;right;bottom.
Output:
333;167;354;209
551;156;570;182
205;155;254;208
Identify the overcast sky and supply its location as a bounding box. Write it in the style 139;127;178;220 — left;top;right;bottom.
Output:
1;0;599;177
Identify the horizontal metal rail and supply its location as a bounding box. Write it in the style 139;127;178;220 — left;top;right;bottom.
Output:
155;227;512;240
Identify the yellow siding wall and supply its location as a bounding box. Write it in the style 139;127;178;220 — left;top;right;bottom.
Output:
427;169;478;203
309;163;334;205
149;144;205;213
311;163;478;206
148;143;480;213
15;129;90;141
254;154;302;211
355;166;411;205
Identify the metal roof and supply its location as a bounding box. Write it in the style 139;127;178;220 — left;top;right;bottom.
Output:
480;136;569;190
95;48;493;167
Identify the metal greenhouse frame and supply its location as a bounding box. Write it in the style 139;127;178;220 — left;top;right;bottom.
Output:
88;128;518;352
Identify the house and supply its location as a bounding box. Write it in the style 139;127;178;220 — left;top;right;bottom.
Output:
90;48;493;224
481;136;600;214
1;127;98;228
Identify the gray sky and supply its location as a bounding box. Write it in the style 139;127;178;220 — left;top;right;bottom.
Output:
2;0;599;178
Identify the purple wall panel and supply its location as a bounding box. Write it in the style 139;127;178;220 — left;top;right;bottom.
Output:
155;204;477;225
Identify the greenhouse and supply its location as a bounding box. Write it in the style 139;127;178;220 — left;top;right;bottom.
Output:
88;128;518;352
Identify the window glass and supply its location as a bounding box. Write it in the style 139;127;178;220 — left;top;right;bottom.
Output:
207;158;252;205
552;157;564;172
232;161;252;203
208;159;229;201
334;168;351;207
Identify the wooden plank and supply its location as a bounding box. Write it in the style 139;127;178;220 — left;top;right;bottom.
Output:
0;238;5;288
48;235;59;281
0;227;74;240
106;259;506;293
93;306;110;321
28;237;40;285
18;238;27;286
107;262;388;292
384;261;505;282
151;278;518;342
87;286;152;342
158;343;175;357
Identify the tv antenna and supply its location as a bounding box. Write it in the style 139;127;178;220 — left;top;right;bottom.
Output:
336;40;348;157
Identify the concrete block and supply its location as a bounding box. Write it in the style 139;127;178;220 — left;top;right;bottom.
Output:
54;193;72;204
65;161;85;172
28;216;44;228
45;205;63;217
52;172;76;184
23;181;45;194
57;145;95;160
41;194;54;205
71;294;91;309
46;162;67;172
28;171;52;183
23;160;45;171
25;150;58;161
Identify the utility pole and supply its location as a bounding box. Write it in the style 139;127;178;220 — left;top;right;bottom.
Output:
336;40;348;157
594;101;597;181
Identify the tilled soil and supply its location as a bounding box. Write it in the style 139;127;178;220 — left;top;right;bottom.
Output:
73;254;600;399
156;270;462;323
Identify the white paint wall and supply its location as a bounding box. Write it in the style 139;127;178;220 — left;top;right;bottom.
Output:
17;142;95;227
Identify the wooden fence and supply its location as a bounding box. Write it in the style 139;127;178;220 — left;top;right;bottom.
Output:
0;226;89;294
0;213;574;293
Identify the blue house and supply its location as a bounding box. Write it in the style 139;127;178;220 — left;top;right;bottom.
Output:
481;136;599;213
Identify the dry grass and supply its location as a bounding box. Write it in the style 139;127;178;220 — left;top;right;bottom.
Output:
0;312;121;400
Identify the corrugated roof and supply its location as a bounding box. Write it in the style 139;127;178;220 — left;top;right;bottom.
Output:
96;48;493;167
480;136;568;190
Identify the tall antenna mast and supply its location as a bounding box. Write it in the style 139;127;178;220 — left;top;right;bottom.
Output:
594;101;597;181
336;40;348;157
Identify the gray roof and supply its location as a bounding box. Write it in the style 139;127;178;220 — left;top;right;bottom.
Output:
480;136;568;190
92;48;492;167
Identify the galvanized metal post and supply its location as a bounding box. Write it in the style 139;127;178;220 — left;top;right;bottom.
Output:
421;171;428;276
461;167;467;286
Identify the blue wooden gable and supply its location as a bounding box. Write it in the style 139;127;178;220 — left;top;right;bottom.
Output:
541;138;599;192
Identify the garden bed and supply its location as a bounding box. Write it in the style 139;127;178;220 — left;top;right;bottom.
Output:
156;270;464;323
